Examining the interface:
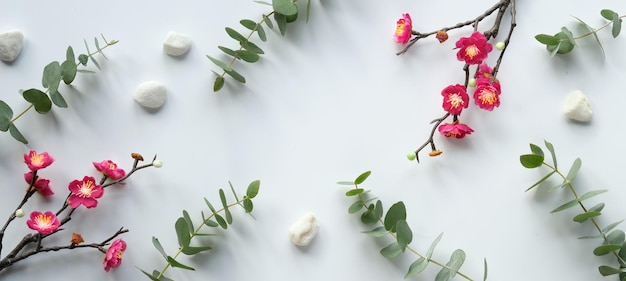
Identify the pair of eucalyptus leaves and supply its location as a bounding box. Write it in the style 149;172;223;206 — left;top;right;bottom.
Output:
0;34;117;144
535;8;623;57
208;0;311;92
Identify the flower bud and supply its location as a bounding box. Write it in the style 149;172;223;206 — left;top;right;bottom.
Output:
131;152;144;161
495;41;505;51
436;30;448;43
406;152;417;161
15;209;24;218
152;159;163;168
468;78;477;87
429;150;443;157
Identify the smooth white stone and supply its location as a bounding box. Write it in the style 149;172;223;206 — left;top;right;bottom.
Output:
288;213;319;247
562;90;592;122
163;31;191;56
133;81;167;109
0;30;24;62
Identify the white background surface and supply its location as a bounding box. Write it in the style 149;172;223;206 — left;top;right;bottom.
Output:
1;0;626;280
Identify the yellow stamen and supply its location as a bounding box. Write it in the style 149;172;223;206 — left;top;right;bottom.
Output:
465;45;480;59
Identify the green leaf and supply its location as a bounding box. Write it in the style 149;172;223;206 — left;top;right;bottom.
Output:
384;202;406;232
546;32;575;55
272;0;298;16
218;46;237;58
535;34;559;45
78;54;88;65
573;16;605;57
152;236;168;260
599;265;622;276
22;89;52;114
483;258;488;281
219;189;229;211
243;198;253;212
42;61;62;94
618;242;626;264
380;242;402;259
181;245;212;255
544;140;558;169
573;211;601;223
167;256;195;270
395;220;412;251
66;46;75;62
578;189;608;202
84;39;101;70
204;219;219;227
285;11;298;23
604;220;625;234
274;13;287;36
355;171;371;185
235;50;259;62
348;200;364;214
225;27;248;43
561;27;576;46
360;204;378;225
0;116;10;132
374;200;383;220
240;19;257;30
427;233;444;259
94;37;107;59
446;249;466;279
529;143;544;157
60;59;77;84
551;198;580;213
613;16;622;38
204;198;217;214
361;226;388;237
152;270;174;281
9;123;27;144
520;154;544;168
601;9;617;20
305;0;311;23
0;100;13;119
224;68;246;83
565;158;582;181
214;76;225;92
405;257;428;278
50;91;68;108
345;188;364;196
337;181;354;186
525;171;556;192
225;207;233;224
206;55;232;71
241;41;265;54
257;24;267;42
263;14;274;29
182;210;194;234
246;180;260;198
138;268;160;281
548;41;562;58
589;202;605;213
215;213;228;229
594;244;622;256
607;230;625;245
229;181;240;202
175;217;191;247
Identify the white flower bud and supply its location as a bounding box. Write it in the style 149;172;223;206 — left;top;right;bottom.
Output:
468;78;477;87
15;209;24;218
495;41;505;51
152;159;163;168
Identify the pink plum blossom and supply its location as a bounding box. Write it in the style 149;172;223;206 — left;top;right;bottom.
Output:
24;151;54;171
24;172;53;197
474;79;502;111
93;160;126;180
455;31;492;64
67;176;104;209
103;239;126;272
394;13;412;44
26;211;60;235
441;84;469;115
438;122;474;139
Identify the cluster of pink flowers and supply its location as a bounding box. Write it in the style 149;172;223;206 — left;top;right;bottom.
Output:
22;150;127;271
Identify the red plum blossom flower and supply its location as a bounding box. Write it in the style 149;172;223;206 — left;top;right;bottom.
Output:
103;239;126;272
26;211;60;235
24;151;54;171
474;79;501;111
455;31;492;64
67;176;104;209
93;160;126;180
395;13;412;44
24;172;54;197
441;84;469;115
438;122;474;138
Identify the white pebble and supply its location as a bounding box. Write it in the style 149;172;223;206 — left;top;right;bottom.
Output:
288;213;319;247
0;30;24;62
562;90;592;122
163;31;191;56
133;81;167;109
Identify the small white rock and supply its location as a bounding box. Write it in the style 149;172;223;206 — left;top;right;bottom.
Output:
133;81;167;109
562;90;592;122
288;213;319;247
0;30;24;62
163;31;191;56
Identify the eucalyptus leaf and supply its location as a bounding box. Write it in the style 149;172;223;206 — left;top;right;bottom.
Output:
529;143;544;157
181;246;212;255
152;236;168;260
395;220;412;251
206;55;232;72
152;270;174;281
535;34;559;45
520;154;544;168
0;100;13;119
348;201;363;214
384;202;406;232
355;171;371;185
603;220;625;235
182;210;194;234
345;188;364;196
272;0;298;16
380;242;402;259
601;9;617;20
565;158;582;181
9;123;27;144
336;181;355;185
405;257;428;278
243;198;253;212
204;197;217;214
446;249;466;279
225;27;248;43
218;46;238;58
561;26;576;46
139;269;160;281
607;230;625;245
22;89;52;114
427;233;444;259
215;213;228;229
246;180;260;198
573;211;601;223
593;244;622;256
0;116;10;132
66;46;75;62
84;39;101;70
204;219;219;227
374;200;383;220
240;19;257;30
599;265;621;276
214;76;225;92
78;54;88;65
235;50;260;62
578;189;608;202
573;16;605;57
241;41;265;54
274;12;287;36
42;61;62;94
167;256;195;270
225;68;246;83
525;171;556;192
263;14;274;29
219;189;229;211
361;226;388;238
175;217;191;247
257;24;267;41
229;181;240;202
50;90;68;108
483;258;488;281
545;140;558;169
613;16;622;38
589;203;605;213
551;198;580;213
360;204;378;225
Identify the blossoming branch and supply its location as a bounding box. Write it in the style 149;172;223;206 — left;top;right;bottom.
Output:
0;151;161;274
396;0;517;162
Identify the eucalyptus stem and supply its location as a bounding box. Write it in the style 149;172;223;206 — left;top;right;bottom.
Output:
573;15;626;40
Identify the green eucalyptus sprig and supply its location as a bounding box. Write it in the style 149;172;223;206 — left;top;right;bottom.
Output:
520;140;626;280
0;34;118;144
535;9;623;58
339;171;487;281
139;180;260;281
208;0;311;92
